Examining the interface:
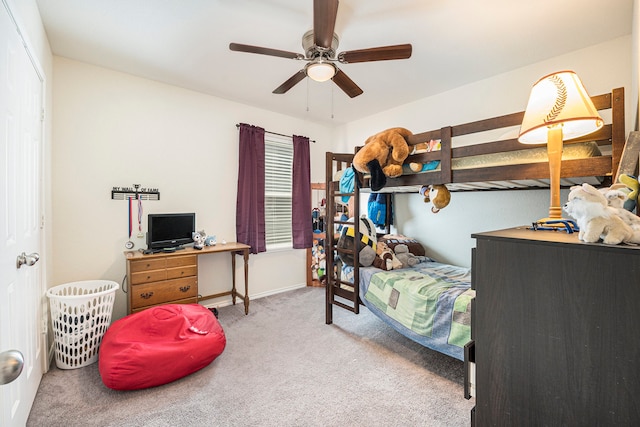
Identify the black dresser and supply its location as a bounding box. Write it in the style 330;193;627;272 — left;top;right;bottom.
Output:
471;227;640;426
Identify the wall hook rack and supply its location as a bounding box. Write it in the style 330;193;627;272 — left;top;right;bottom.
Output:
111;184;160;201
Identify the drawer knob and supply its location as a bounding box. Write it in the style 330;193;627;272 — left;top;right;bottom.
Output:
179;285;191;293
140;291;154;299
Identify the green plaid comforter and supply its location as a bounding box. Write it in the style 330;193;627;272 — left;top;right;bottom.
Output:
361;262;473;359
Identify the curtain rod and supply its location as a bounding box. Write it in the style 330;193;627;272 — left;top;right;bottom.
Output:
235;124;315;143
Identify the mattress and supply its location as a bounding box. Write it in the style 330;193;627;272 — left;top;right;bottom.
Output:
361;141;604;193
342;261;474;360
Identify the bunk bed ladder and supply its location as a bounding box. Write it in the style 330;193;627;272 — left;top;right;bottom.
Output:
325;152;361;324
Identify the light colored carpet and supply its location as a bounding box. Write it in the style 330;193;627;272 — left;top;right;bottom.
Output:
27;287;474;426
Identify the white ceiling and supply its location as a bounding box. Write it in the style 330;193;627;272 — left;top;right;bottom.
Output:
35;0;633;126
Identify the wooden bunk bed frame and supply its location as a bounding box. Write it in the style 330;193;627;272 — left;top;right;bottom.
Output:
325;87;626;325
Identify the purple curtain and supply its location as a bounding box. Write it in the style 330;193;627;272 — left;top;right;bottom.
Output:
292;135;312;249
236;124;266;254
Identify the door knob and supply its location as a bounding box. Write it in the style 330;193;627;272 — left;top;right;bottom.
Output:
0;350;24;385
16;252;40;269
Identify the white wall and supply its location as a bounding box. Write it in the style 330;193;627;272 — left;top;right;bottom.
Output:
51;57;333;320
332;36;633;267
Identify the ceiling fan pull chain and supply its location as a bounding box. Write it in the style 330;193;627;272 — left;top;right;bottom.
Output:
331;82;334;119
306;77;310;112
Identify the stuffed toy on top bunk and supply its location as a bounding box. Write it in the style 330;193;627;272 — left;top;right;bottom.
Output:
563;183;640;245
352;127;412;192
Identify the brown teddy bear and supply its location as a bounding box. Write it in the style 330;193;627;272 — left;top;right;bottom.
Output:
352;127;412;191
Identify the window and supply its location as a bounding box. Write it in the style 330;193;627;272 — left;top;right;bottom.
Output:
264;134;293;249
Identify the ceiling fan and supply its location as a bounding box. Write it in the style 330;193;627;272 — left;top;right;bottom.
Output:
229;0;412;98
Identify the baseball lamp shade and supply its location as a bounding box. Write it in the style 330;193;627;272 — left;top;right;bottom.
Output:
518;71;604;221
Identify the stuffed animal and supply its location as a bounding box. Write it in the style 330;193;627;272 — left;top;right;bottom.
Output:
205;235;217;246
372;241;402;271
337;216;377;267
409;139;441;172
563;183;640;245
420;184;451;213
618;173;639;211
352;127;412;192
598;184;628;209
192;230;207;250
599;184;640;230
393;244;421;268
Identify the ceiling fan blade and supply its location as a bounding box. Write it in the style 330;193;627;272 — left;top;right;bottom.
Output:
273;70;307;94
332;68;363;98
338;44;413;64
229;43;303;60
313;0;339;49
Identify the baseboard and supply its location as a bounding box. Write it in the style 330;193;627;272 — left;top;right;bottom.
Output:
200;283;306;309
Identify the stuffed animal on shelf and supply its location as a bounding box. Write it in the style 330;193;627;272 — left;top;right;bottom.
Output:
192;230;207;250
420;184;451;213
352;127;412;192
563;183;640;245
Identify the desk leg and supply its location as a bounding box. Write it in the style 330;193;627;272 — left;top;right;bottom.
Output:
243;249;249;315
231;252;237;305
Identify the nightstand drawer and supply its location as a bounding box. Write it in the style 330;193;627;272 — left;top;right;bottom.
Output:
130;277;198;309
129;258;166;273
130;269;167;285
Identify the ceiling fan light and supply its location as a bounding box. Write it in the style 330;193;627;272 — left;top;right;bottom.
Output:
306;62;336;82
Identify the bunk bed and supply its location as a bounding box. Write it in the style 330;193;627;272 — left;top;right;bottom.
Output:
324;87;626;361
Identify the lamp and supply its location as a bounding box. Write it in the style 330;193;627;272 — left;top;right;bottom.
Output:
306;61;336;82
518;70;604;222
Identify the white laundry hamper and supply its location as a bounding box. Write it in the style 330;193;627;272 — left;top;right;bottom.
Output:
46;280;119;369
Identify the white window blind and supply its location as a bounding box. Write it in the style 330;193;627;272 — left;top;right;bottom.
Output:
265;134;293;249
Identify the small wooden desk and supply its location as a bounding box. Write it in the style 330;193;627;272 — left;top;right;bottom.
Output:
125;242;251;314
196;242;251;314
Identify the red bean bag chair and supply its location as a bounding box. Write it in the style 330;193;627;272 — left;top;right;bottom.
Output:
99;304;226;390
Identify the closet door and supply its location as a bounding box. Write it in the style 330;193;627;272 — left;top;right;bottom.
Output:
0;3;45;426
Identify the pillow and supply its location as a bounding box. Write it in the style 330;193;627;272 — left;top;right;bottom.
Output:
378;234;426;257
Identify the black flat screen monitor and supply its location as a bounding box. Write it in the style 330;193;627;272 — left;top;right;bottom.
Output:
146;213;195;250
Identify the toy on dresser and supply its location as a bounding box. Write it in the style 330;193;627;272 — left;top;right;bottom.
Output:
192;230;207;250
563;183;640;245
192;231;217;249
